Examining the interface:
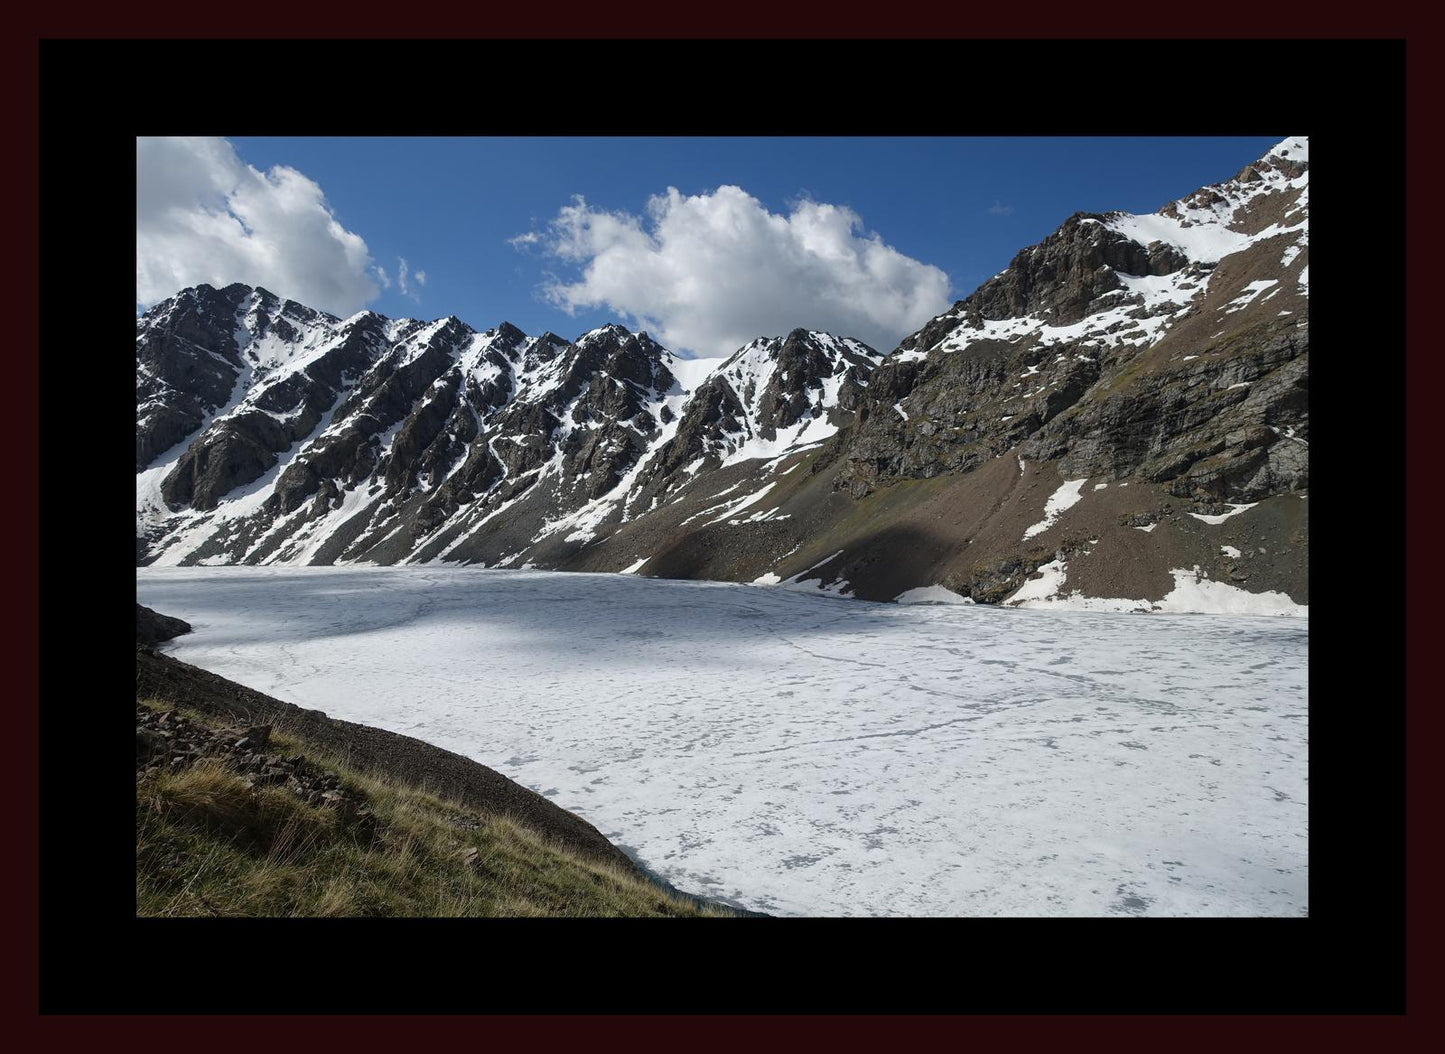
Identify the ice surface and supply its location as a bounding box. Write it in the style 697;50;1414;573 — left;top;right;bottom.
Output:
137;566;1308;918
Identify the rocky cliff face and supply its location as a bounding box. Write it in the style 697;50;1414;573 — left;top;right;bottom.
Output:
844;139;1309;501
138;137;1308;613
789;137;1309;611
137;294;881;570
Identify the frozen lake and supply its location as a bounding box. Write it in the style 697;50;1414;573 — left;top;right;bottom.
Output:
136;566;1308;917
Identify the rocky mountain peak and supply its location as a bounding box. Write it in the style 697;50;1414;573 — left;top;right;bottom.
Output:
840;137;1308;516
959;214;1192;329
137;140;1307;616
139;292;882;569
578;321;634;342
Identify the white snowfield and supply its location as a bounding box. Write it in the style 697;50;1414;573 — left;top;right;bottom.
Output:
137;566;1308;918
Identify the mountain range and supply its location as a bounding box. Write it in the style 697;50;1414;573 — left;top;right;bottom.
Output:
137;136;1309;612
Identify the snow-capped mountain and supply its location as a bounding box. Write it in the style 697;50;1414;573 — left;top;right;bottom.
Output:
137;290;881;568
820;136;1309;609
137;137;1308;613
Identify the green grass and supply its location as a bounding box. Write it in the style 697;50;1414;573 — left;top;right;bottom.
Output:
136;701;727;917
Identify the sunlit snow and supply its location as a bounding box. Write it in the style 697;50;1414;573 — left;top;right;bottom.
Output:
895;585;974;605
1189;502;1258;525
1022;479;1088;540
1004;558;1306;618
138;566;1308;918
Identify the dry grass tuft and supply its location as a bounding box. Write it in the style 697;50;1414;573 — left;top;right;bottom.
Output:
136;700;734;918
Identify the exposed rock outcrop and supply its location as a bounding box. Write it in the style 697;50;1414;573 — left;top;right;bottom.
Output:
137;137;1308;612
136;603;191;645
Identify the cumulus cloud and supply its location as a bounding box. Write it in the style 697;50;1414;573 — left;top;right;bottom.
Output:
136;136;381;315
516;186;953;357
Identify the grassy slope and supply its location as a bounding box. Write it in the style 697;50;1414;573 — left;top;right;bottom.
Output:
136;700;726;917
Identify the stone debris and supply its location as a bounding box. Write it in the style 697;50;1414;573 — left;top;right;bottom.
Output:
137;705;375;831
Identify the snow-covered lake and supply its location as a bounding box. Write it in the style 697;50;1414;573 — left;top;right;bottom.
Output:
136;566;1308;917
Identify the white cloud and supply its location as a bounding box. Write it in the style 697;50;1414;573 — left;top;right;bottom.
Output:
395;257;426;301
373;265;392;289
136;136;381;315
988;201;1015;216
517;186;952;357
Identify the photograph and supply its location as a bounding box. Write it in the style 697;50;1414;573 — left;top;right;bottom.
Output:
133;132;1311;920
22;33;1411;1021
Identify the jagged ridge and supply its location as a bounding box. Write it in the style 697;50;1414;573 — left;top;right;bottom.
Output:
137;137;1308;613
137;297;882;568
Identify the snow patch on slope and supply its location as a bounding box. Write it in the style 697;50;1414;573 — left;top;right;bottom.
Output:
1189;503;1257;525
1022;479;1088;540
1105;213;1252;264
895;585;974;605
1005;558;1305;616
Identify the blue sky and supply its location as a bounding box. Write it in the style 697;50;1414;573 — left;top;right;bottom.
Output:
138;136;1283;359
